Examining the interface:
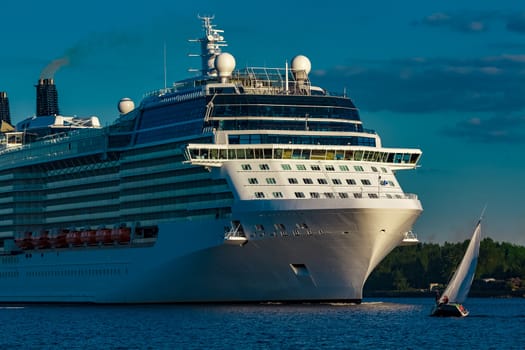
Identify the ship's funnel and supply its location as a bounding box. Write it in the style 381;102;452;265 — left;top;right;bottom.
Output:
0;91;11;125
36;78;59;117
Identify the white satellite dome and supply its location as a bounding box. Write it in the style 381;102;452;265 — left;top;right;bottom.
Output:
118;97;135;115
291;55;312;74
215;53;236;77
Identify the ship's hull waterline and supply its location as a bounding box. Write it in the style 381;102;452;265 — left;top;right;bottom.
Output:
0;205;420;303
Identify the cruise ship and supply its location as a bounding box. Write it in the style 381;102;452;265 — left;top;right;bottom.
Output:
0;17;422;303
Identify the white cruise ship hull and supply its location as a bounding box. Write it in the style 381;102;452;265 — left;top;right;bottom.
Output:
0;201;420;303
0;16;424;304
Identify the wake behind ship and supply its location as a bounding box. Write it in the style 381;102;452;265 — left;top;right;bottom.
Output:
0;17;422;303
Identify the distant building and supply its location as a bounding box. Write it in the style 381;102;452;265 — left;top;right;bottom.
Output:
0;92;11;125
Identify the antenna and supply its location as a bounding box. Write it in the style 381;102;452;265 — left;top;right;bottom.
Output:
163;42;167;90
285;60;289;94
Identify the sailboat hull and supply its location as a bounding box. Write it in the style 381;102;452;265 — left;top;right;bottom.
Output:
431;303;469;317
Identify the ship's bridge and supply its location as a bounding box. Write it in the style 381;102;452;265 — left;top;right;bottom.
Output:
185;143;421;170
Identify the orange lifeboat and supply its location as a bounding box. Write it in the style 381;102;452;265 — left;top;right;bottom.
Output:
96;228;112;245
35;230;51;249
80;230;97;246
51;229;69;248
111;227;131;244
15;232;33;250
66;230;82;246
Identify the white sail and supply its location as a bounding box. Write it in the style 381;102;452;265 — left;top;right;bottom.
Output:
441;220;482;304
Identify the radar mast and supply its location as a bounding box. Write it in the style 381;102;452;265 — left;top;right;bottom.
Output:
188;16;228;77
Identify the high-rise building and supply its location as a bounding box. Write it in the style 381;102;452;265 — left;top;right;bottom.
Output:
0;91;11;125
36;79;59;116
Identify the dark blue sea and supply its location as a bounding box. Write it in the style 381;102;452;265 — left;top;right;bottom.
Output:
1;298;523;349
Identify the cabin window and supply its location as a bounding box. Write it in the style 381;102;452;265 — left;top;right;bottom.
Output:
332;179;342;185
248;178;258;184
241;164;252;170
346;179;357;185
281;164;292;170
303;178;313;184
361;179;372;185
272;192;284;198
295;192;305;198
317;178;328;185
296;164;306;170
255;192;265;198
266;178;277;184
288;178;298;184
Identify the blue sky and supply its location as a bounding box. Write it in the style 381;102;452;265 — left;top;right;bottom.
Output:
1;1;524;245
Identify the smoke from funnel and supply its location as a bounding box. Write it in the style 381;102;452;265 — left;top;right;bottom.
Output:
40;57;70;80
39;31;138;79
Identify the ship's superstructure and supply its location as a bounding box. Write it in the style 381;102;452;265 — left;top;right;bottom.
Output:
0;17;422;303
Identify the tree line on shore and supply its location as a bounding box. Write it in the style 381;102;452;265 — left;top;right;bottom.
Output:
364;238;525;293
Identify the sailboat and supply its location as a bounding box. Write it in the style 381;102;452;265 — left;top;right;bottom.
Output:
431;216;483;317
